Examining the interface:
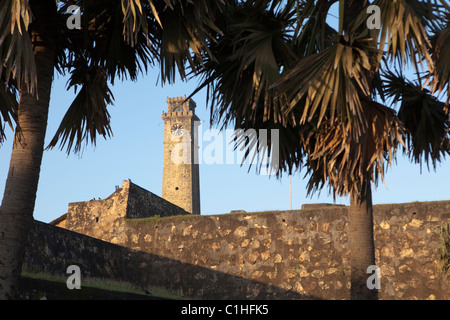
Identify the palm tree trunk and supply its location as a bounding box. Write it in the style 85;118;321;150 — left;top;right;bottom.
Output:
348;182;378;300
0;30;55;299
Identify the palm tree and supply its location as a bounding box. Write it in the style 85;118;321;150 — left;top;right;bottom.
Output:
0;0;224;299
192;0;450;299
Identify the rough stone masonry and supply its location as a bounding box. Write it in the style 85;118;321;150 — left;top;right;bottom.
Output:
43;194;450;300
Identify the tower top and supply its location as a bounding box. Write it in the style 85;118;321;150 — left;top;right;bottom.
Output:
166;96;196;113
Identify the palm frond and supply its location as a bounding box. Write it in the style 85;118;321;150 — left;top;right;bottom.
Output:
292;0;337;56
158;0;226;83
0;78;18;145
428;2;450;102
304;101;406;199
351;0;436;74
273;35;380;136
383;70;450;170
231;107;308;178
187;1;308;178
191;0;297;130
432;26;450;102
58;0;157;85
121;0;153;47
46;63;114;154
0;0;36;95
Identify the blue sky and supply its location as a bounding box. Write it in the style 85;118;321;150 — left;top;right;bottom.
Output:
1;3;449;223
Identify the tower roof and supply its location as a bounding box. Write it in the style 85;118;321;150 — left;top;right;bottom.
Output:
166;96;196;112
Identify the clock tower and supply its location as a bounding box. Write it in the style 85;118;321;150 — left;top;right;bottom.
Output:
162;96;201;215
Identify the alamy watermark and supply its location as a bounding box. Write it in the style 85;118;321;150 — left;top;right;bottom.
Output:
66;5;81;30
169;122;280;176
367;265;381;290
66;265;81;290
64;4;382;31
366;5;381;30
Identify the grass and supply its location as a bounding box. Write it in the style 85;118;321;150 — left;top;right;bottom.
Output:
21;270;184;300
125;213;209;227
125;209;302;227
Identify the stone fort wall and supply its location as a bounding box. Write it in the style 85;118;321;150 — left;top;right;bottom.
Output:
25;201;450;300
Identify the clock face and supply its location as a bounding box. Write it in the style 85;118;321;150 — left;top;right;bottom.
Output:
171;123;184;136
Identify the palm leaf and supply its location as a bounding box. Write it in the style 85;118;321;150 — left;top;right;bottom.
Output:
0;78;18;145
383;70;450;170
0;0;36;95
158;0;226;83
433;26;450;102
227;104;308;179
231;94;311;178
191;0;297;130
46;63;114;154
273;35;380;136
304;101;406;199
121;0;148;47
292;0;337;56
58;0;157;85
189;1;307;177
351;0;437;74
428;2;450;102
52;0;221;155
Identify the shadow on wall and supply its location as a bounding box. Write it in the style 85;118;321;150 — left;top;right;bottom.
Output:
24;221;321;300
124;249;322;300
